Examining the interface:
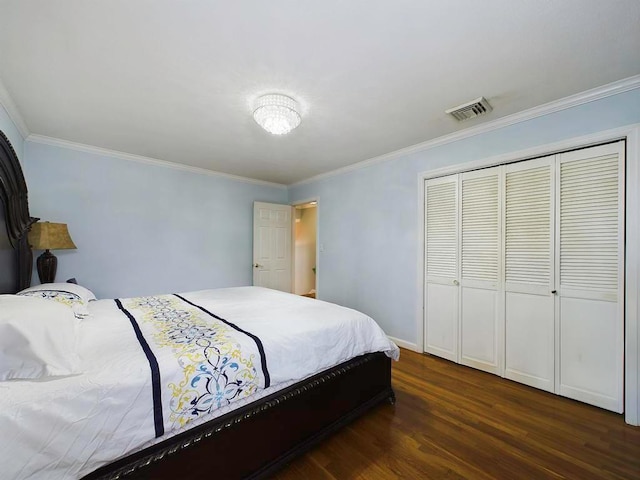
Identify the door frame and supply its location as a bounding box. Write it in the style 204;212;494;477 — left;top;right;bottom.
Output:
417;123;640;425
291;196;320;298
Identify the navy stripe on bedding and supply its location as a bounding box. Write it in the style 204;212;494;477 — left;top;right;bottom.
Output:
115;298;165;438
173;293;271;388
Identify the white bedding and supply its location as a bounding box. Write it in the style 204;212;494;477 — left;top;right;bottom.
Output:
0;286;398;479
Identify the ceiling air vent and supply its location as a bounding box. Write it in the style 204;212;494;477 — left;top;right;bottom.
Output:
446;97;492;121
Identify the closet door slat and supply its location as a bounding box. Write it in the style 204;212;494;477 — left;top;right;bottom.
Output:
426;181;458;279
505;165;551;286
461;174;499;282
559;153;619;292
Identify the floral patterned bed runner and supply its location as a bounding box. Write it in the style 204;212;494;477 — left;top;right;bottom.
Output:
115;294;270;438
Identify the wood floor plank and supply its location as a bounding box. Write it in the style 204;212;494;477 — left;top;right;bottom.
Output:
272;349;640;480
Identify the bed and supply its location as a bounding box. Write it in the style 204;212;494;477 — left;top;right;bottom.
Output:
0;130;398;480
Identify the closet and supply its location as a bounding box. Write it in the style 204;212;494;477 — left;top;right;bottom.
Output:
424;141;625;413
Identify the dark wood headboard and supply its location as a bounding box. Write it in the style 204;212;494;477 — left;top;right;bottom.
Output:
0;130;37;293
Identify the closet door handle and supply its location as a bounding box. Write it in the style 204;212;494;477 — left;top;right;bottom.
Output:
453;280;459;286
551;290;557;295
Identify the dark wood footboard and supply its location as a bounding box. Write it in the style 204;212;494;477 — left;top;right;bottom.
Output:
85;351;394;480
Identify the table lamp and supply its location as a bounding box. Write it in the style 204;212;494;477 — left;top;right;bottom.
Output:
28;221;77;284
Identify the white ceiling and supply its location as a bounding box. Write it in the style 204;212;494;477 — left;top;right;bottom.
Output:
1;1;639;185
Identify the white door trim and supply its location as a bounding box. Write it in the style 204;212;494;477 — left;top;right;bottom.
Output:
417;123;640;425
625;127;640;426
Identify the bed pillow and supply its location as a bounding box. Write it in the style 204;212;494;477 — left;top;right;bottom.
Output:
0;295;81;381
17;283;97;319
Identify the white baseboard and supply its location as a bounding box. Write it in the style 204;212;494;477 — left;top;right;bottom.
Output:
388;336;421;353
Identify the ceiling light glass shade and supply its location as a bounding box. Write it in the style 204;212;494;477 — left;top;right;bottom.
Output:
253;94;301;135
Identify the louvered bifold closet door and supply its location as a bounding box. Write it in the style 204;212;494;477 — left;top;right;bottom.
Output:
460;166;502;374
504;157;555;392
424;175;459;362
556;141;625;413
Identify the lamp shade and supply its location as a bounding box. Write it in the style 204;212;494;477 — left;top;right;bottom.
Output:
28;222;77;250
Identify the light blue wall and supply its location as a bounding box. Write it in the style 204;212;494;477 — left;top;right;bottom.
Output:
289;88;640;344
0;104;24;161
8;88;640;341
23;141;287;298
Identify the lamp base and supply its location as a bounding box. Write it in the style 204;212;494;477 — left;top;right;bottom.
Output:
36;250;57;284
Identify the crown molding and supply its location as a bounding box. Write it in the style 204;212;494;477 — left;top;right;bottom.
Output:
25;134;287;189
291;74;640;187
0;76;30;139
5;74;640;189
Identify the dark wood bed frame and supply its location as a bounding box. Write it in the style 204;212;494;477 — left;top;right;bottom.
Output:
0;129;395;480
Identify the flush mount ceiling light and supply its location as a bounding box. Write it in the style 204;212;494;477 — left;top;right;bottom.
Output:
253;94;301;135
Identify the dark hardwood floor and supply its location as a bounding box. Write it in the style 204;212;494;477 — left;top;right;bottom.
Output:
273;348;640;479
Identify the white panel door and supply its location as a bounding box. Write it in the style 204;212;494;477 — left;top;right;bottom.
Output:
504;157;555;392
460;167;503;375
556;141;625;412
424;175;459;362
253;202;293;292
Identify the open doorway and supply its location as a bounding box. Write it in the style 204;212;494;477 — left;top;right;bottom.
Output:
293;201;317;298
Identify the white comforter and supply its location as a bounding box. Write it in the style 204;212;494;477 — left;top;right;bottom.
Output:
0;287;399;479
